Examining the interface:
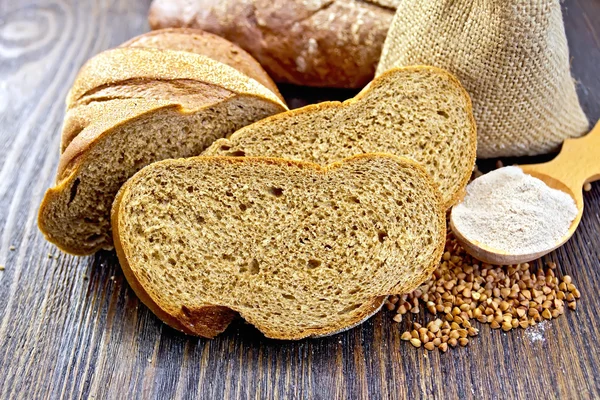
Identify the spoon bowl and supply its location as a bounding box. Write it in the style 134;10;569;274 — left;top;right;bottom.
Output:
451;120;600;265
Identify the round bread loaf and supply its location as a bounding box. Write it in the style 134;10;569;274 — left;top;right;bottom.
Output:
148;0;397;88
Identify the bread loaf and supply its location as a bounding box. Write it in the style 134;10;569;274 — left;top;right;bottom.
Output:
112;154;446;339
38;38;287;255
148;0;396;88
204;66;477;209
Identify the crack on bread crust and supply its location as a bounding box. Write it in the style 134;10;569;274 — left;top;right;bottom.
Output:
120;28;284;101
74;79;232;107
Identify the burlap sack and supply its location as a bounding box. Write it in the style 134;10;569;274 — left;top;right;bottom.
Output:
376;0;589;158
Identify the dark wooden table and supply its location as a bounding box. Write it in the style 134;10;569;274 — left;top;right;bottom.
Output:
0;1;599;399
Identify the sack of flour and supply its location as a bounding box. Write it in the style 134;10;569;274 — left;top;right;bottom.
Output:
377;0;589;158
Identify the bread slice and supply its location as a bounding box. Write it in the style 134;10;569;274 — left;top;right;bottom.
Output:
204;66;477;209
38;47;287;255
120;28;283;102
112;154;445;339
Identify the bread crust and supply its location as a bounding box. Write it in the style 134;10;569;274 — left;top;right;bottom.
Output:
66;47;284;109
112;153;446;340
148;0;395;88
120;28;283;102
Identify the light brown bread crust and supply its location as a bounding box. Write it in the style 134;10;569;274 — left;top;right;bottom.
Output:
112;154;446;339
66;47;284;109
120;28;283;102
38;46;287;255
148;0;395;88
204;65;477;209
60;91;219;153
61;29;284;152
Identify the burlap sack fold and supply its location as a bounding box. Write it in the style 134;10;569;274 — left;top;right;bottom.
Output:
377;0;589;158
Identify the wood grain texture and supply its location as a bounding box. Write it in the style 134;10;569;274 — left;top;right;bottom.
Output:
0;1;599;399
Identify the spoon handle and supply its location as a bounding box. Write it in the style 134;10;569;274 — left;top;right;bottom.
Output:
522;120;600;191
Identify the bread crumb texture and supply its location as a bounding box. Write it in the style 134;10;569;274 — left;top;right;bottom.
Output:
113;154;445;339
205;66;476;209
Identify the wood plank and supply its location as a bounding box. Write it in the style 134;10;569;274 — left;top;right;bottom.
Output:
0;0;598;399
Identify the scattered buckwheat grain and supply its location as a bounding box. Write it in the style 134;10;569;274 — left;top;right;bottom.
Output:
388;223;580;353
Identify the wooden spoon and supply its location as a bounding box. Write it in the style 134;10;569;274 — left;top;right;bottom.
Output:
450;120;600;265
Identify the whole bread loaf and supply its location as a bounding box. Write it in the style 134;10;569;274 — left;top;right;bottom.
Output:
204;66;477;209
112;154;446;339
38;32;287;256
148;0;396;88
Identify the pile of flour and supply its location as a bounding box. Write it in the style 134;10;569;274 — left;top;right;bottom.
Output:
451;166;578;255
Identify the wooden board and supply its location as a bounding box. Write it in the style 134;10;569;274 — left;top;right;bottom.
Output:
0;1;599;398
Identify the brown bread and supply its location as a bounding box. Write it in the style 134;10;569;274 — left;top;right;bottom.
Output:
112;154;446;339
148;0;396;88
38;45;287;255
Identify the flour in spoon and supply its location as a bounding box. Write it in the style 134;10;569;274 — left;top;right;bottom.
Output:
451;166;578;255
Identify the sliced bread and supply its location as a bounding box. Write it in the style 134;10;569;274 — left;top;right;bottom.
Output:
61;30;284;153
203;66;477;209
38;46;287;256
112;154;446;339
